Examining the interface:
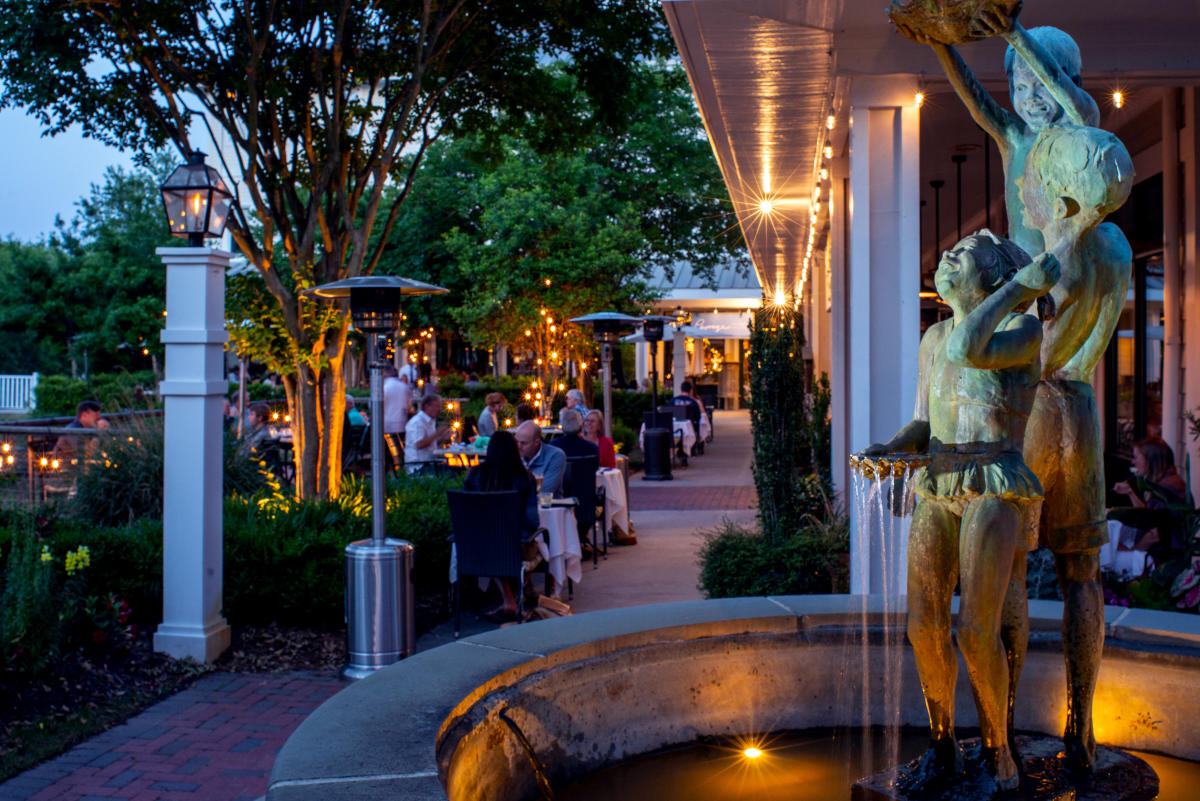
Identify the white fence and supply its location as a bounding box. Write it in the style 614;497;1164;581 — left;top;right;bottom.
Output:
0;373;38;413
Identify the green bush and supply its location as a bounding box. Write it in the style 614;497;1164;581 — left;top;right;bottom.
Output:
610;389;654;433
34;371;158;417
0;516;147;673
221;471;461;629
0;523;62;672
697;517;849;599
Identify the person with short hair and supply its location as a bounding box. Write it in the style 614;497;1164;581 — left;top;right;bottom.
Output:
404;394;451;471
564;388;589;418
515;403;536;423
478;392;505;437
514;421;565;496
550;408;600;460
55;400;109;462
383;365;412;435
239;402;273;456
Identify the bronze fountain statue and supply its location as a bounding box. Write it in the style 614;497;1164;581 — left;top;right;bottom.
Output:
849;2;1156;797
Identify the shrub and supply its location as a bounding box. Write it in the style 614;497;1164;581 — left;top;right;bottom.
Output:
610;389;654;433
34;372;158;417
698;517;849;599
0;522;62;672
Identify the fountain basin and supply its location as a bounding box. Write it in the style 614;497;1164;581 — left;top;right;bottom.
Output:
266;596;1200;801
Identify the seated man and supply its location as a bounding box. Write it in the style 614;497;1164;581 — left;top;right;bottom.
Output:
54;400;109;464
550;408;600;460
671;380;704;454
238;402;274;457
405;394;451;473
515;420;565;497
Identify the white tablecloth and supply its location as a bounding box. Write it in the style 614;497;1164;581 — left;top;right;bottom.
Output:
535;504;582;592
596;468;628;536
638;420;696;454
1099;519;1152;578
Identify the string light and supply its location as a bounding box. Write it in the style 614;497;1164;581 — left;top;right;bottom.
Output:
823;142;833;160
1112;89;1125;109
825;114;835;130
914;91;925;108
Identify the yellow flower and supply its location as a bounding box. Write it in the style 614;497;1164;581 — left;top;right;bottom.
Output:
40;545;52;563
65;546;91;575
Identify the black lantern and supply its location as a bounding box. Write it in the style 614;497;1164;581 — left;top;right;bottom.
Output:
160;151;234;246
307;276;448;334
671;305;689;327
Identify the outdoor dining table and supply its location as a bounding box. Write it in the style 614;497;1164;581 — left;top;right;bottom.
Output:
595;467;629;538
434;444;484;468
534;501;582;595
637;419;697;455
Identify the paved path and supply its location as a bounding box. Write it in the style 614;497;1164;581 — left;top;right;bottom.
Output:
1;411;757;801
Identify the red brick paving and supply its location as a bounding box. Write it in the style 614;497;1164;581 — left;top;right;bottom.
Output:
1;672;344;801
628;484;757;510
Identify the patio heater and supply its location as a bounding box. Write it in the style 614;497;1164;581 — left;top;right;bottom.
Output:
568;312;639;440
307;275;448;679
640;315;675;481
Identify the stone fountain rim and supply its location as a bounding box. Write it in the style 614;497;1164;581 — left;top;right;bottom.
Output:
265;595;1200;801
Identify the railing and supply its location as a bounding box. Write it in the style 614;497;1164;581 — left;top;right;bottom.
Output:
0;373;38;413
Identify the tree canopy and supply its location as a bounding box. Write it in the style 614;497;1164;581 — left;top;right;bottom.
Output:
0;0;674;497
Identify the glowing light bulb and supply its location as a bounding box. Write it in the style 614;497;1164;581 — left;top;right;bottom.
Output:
1112;89;1125;108
820;168;828;180
914;91;925;108
759;199;774;215
823;143;833;160
773;290;786;306
826;114;835;130
743;747;763;759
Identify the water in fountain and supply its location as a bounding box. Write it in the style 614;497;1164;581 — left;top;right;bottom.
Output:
848;461;915;785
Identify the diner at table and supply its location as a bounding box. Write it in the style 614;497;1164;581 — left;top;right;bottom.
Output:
477;392;505;437
581;409;617;469
515;420;565;496
463;431;543;621
549;409;598;459
405;393;452;473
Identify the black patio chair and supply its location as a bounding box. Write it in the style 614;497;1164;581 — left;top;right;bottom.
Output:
446;489;549;636
563;454;604;567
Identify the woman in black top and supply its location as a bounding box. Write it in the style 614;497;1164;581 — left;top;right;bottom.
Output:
463;431;541;618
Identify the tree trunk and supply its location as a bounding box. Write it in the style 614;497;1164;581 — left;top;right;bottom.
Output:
288;345;348;499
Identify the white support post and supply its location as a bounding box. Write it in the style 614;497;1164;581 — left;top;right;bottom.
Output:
153;247;231;663
840;77;921;596
672;328;687;397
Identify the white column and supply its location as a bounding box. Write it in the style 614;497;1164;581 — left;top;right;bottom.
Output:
153;247;231;663
842;77;921;596
672;328;687;396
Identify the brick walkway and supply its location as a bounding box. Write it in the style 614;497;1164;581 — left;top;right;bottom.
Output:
628;484;756;510
0;672;343;801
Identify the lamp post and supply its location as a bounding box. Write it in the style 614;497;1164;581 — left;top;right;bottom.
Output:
568;313;638;440
153;151;235;663
307;276;447;678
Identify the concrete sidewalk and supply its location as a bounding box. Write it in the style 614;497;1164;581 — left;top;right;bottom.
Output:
0;411;757;801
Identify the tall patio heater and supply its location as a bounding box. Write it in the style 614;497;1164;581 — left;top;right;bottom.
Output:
568;312;639;440
307;276;447;679
640;315;675;481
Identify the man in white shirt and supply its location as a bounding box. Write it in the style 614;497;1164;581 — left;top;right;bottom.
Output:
383;367;412;434
405;394;450;472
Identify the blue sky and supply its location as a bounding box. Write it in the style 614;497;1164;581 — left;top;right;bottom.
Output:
1;107;134;243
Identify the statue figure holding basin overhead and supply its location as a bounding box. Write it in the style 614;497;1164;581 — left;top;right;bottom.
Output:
864;231;1058;791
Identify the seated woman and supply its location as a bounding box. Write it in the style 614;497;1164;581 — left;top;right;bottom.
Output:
1111;436;1187;560
464;430;542;619
581;410;617;469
